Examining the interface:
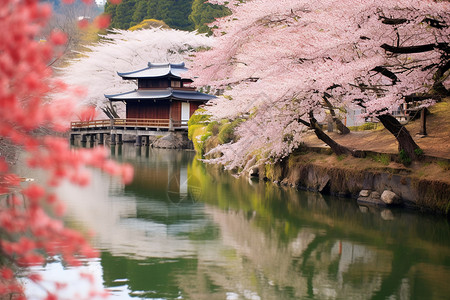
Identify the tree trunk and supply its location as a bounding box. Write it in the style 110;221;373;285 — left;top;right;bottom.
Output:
419;108;427;136
377;114;422;160
322;97;350;134
309;115;361;157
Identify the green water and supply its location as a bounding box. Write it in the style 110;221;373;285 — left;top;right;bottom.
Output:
26;145;450;299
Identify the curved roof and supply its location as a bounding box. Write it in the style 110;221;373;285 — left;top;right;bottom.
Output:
117;62;189;79
105;88;216;102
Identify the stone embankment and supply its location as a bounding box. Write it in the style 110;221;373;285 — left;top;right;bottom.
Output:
247;151;450;215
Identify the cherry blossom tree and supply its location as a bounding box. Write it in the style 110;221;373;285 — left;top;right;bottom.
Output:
189;0;449;169
0;0;132;298
59;28;214;117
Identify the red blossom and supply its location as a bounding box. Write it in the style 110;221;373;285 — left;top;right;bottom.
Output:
95;14;111;29
0;0;133;297
50;29;68;46
28;273;42;282
78;18;90;29
109;0;123;4
22;184;46;204
45;293;57;300
0;268;13;280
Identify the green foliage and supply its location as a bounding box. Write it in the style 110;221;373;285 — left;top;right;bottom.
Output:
348;122;378;131
189;0;231;34
201;132;212;142
206;121;220;135
188;110;210;141
399;149;412;166
190;125;207;156
414;147;424;157
436;160;450;171
106;0;229;32
218;119;243;144
336;154;346;161
369;153;390;165
188;110;210;127
188;124;204;141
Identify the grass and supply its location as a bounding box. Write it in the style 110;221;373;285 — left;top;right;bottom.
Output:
437;160;450;171
368;153;391;166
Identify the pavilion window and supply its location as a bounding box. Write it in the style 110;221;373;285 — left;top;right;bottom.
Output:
170;80;181;88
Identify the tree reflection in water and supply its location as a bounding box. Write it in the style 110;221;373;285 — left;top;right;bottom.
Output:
41;144;450;299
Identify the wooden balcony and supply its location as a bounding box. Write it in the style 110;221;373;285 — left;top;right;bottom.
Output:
71;118;185;130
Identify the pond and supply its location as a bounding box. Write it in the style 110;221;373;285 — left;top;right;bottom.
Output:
22;144;450;299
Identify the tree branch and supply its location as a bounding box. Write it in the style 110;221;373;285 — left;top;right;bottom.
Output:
381;42;449;54
380;17;408;25
371;66;398;84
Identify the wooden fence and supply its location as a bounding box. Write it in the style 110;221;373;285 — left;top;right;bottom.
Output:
71;118;183;129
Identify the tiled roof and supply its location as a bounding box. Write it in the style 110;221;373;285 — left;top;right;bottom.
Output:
105;88;215;102
117;62;188;79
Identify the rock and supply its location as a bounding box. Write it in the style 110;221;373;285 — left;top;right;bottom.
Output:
280;179;289;186
317;175;330;192
249;166;259;177
381;190;402;205
152;133;189;149
357;196;385;206
370;191;381;199
359;189;371;197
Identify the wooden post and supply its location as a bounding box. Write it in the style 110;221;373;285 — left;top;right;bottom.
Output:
142;136;148;146
117;134;123;145
81;134;87;143
98;133;104;145
110;134;116;145
135;135;142;146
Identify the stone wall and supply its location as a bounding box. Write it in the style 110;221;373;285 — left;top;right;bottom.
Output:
252;159;450;215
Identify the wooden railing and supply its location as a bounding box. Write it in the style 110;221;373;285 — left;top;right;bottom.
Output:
71;118;186;129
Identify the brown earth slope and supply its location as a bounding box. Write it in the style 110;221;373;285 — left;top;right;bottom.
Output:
303;98;450;159
298;98;450;186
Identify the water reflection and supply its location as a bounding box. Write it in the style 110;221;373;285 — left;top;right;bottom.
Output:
27;144;450;299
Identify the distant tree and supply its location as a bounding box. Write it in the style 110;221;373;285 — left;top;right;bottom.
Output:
166;0;195;31
113;0;137;28
189;0;230;34
42;0;103;66
59;28;213;116
132;0;148;25
107;0;195;30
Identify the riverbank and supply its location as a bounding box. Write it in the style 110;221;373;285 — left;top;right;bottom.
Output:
250;147;450;215
192;98;450;215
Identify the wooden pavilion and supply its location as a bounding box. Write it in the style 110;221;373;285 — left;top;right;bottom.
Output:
105;62;214;128
70;62;214;146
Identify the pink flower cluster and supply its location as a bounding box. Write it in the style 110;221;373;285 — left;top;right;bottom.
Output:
0;0;130;298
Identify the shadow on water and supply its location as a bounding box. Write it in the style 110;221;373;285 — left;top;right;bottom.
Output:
35;143;450;299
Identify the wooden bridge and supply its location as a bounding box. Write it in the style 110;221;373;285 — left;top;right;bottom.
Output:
70;118;188;146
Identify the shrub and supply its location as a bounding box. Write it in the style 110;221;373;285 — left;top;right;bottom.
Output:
399;149;411;166
218;119;243;144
